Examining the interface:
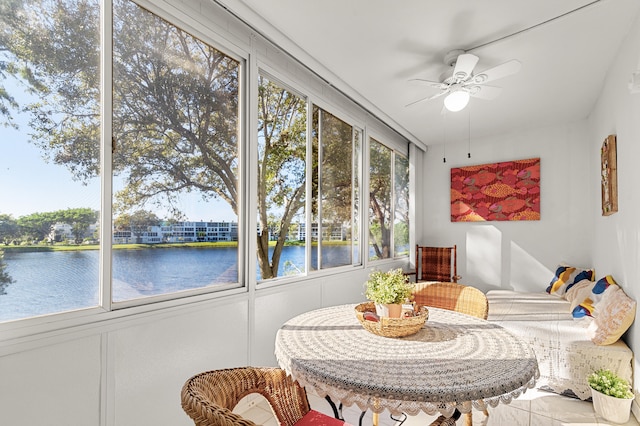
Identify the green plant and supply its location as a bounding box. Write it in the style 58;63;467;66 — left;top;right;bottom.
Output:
364;268;412;304
588;369;634;399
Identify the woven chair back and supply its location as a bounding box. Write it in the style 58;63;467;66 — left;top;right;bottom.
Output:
181;367;310;426
412;281;488;320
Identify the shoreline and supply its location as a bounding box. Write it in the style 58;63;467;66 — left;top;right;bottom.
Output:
0;239;351;253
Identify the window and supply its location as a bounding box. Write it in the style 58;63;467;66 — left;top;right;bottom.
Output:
0;0;101;322
368;138;409;260
311;107;362;270
256;75;306;280
111;0;241;302
394;153;410;257
0;0;411;324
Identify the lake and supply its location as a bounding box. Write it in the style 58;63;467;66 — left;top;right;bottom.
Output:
0;245;355;322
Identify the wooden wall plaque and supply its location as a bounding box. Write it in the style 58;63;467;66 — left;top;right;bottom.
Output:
601;134;618;216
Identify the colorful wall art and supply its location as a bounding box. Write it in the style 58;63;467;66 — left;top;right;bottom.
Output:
451;157;541;222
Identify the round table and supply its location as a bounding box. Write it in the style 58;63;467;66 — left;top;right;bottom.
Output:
275;304;538;420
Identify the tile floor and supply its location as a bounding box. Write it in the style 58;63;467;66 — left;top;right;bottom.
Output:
235;388;639;426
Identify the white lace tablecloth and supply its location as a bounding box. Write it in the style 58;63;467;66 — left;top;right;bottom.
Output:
275;304;539;417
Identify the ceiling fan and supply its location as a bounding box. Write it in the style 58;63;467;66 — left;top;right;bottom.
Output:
406;49;522;112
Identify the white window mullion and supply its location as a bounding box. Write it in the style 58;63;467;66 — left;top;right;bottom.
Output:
363;133;371;268
305;101;313;275
316;109;323;270
100;0;114;313
246;38;259;288
390;151;396;259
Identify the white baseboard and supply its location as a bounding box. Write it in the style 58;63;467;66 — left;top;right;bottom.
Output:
632;395;640;422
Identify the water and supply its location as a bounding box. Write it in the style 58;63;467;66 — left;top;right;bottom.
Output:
0;250;99;321
0;245;355;322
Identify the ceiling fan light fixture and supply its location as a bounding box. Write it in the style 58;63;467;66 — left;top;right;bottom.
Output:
444;90;470;112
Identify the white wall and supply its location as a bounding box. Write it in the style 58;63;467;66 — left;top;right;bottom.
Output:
420;120;592;293
588;7;640;396
421;5;640;402
0;265;388;425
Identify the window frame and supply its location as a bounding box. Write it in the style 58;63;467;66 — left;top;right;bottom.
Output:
0;0;412;336
309;101;365;273
254;69;309;284
366;133;410;264
254;67;368;289
107;0;249;310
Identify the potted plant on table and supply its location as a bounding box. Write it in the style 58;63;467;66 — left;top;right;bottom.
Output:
588;368;635;424
364;268;412;318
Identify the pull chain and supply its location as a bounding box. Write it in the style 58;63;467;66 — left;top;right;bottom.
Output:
443;111;447;163
467;109;471;159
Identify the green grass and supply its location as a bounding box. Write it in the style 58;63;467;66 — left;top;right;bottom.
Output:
0;241;239;252
0;238;358;253
0;239;351;252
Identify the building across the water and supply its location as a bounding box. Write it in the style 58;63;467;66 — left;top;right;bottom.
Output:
112;221;239;244
52;220;348;244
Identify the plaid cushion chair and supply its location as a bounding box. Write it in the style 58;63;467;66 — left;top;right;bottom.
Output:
414;245;461;283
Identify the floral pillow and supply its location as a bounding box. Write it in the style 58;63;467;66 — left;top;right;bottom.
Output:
546;264;595;297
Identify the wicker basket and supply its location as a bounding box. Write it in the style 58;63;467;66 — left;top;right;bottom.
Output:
354;302;428;338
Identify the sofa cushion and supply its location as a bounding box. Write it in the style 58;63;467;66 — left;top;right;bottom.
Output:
588;284;636;345
571;275;616;319
294;410;353;425
546;264;595;297
565;279;594;310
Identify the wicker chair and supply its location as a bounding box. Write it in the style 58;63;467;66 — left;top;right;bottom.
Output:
412;282;489;426
412;245;461;283
411;281;488;320
181;366;350;426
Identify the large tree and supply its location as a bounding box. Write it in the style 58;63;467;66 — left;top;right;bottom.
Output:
17;211;57;243
2;0;307;279
0;0;101;177
369;140;392;259
0;214;20;245
1;0;239;212
0;0;385;279
114;210;160;243
0;249;13;294
257;76;306;279
58;207;97;244
2;4;239;227
314;108;355;228
111;0;239;217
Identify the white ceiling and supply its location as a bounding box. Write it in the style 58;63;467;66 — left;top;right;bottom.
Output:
219;0;640;147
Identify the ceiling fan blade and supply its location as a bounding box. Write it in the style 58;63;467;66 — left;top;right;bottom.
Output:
471;59;522;84
405;90;448;107
408;78;448;90
467;84;502;100
452;53;479;81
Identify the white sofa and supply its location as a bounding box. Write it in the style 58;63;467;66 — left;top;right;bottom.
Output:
486;289;634;399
